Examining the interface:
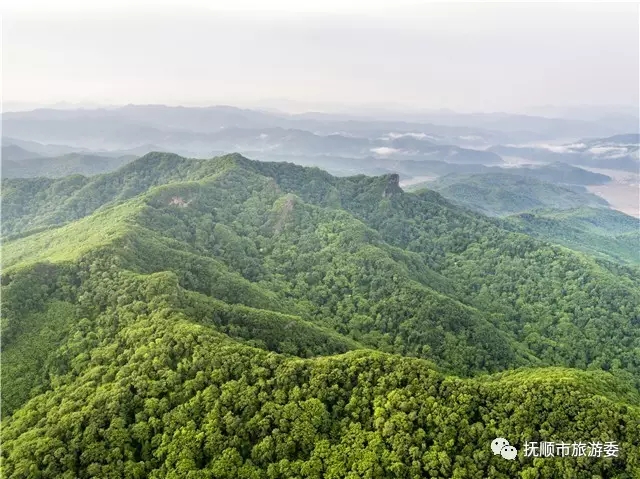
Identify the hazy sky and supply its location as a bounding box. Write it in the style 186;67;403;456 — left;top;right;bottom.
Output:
3;1;639;113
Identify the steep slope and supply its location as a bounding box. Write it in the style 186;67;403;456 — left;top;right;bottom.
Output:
4;153;639;383
3;165;529;378
219;158;640;380
3;152;640;478
1;152;236;237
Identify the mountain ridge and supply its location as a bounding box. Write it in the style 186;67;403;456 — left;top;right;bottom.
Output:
3;151;640;477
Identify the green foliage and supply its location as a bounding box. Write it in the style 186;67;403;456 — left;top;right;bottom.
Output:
0;263;358;412
1;301;77;415
503;207;640;264
2;303;638;478
510;207;639;236
2;201;140;271
418;172;609;216
2;153;137;179
1;152;238;238
404;162;611;191
2;152;640;478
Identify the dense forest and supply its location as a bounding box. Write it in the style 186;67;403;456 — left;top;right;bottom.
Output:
2;152;639;478
502;207;640;265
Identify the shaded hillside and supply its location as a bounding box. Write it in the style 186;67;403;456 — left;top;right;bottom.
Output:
1;144;41;162
2;153;137;179
415;172;610;216
398;162;610;190
507;162;611;185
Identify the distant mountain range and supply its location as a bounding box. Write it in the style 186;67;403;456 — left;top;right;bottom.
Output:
2;121;500;162
3;104;636;151
2;106;635;225
4;137;614;189
490;134;640;172
2;153;137;179
2;144;43;162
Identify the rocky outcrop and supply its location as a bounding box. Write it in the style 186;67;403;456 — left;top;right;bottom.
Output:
382;173;401;197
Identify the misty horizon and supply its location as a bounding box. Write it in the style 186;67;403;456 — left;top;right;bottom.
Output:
3;100;639;119
3;2;639;114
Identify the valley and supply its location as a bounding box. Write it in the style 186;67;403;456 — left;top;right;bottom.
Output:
582;166;640;218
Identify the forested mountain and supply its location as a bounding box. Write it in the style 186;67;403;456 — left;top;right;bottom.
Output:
397;162;610;189
412;172;610;216
1;144;42;162
2;137;166;159
2;153;640;478
503;208;640;265
2;120;502;163
2;153;138;179
503;162;611;185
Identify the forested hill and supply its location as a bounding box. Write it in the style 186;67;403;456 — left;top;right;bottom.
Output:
2;152;640;478
502;207;640;265
2;152;137;179
420;172;610;217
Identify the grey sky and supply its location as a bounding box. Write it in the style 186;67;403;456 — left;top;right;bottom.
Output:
3;1;639;113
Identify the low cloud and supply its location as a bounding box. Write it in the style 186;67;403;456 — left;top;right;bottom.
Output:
540;144;575;153
589;146;629;158
386;132;428;140
371;147;401;156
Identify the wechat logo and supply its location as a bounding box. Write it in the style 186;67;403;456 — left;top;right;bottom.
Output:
491;437;518;460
